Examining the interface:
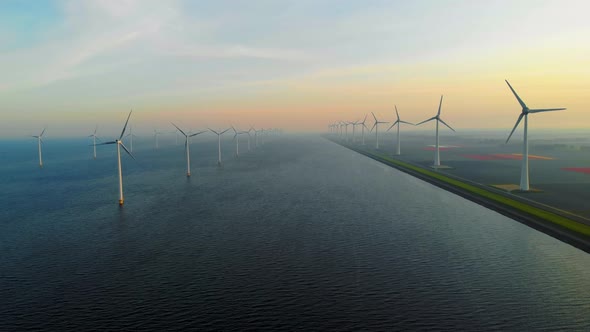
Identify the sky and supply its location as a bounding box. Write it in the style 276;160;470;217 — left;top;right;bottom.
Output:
0;0;589;137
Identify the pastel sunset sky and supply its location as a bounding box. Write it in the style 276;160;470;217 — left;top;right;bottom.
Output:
1;0;589;137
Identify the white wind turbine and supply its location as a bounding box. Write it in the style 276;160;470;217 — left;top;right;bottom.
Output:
370;112;389;149
125;125;138;153
343;122;351;141
350;120;359;143
250;126;259;148
154;129;163;149
208;128;230;166
32;128;46;167
96;110;135;206
416;96;455;167
89;126;100;159
386;106;415;155
231;126;245;157
245;128;253;151
171;123;206;177
505;80;566;191
359;114;368;145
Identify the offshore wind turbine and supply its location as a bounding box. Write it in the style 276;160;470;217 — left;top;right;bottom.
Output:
171;123;206;177
125;125;138;153
386;106;415;155
250;126;259;148
96;110;135;206
505;80;566;191
208;128;230;166
154;129;163;149
370;112;389;149
89;126;99;159
231;126;244;157
32;128;46;167
416;96;455;167
245;128;253;151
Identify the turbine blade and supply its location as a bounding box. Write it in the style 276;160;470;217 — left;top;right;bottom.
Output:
97;141;117;145
437;95;443;116
220;128;231;135
505;80;528;109
119;110;133;140
171;122;187;136
528;108;566;113
362;114;367;124
371;112;378;122
94;125;97;135
189;130;207;137
40;128;46;137
120;143;136;160
370;122;376;133
395;105;400;120
438;118;455;132
386;121;399;132
416;117;437;126
505;113;524;143
400;120;415;125
208;128;219;135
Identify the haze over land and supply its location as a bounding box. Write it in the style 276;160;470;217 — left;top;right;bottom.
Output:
1;0;589;137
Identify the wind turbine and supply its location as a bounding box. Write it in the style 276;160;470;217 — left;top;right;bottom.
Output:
359;114;368;145
416;96;455;167
125;125;138;153
350;120;360;143
89;126;99;159
370;112;389;149
231;126;244;157
386;106;415;155
505;80;566;191
250;126;259;148
154;129;163;149
171;123;206;177
245;128;253;151
208;128;230;166
96;110;135;206
32;128;46;167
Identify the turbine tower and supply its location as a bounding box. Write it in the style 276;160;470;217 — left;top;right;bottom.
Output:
416;96;455;167
32;128;46;167
209;128;230;166
386;106;414;155
97;110;135;206
172;123;206;177
370;112;389;149
89;126;99;159
505;80;566;191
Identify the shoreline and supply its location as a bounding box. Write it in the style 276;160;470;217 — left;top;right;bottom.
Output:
326;137;590;254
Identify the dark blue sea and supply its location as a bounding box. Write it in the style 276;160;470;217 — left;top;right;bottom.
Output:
1;135;589;331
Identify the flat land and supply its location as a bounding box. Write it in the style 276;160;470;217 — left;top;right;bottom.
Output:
336;130;590;220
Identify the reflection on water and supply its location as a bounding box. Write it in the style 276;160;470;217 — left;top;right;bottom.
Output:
1;136;589;331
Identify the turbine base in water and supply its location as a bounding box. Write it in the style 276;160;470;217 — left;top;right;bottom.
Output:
119;199;124;206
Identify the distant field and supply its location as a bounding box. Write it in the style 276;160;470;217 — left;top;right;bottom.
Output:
563;168;590;174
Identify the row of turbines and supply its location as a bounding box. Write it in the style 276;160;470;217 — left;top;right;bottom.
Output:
31;110;282;205
328;80;566;192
